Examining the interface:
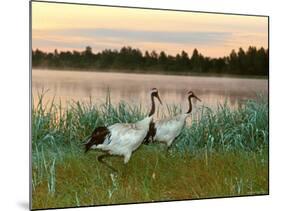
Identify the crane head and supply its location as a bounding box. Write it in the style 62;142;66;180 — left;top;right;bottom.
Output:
151;88;162;105
187;90;201;102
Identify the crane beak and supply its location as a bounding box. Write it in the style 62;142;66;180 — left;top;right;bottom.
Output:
187;90;192;95
156;94;163;105
194;94;201;102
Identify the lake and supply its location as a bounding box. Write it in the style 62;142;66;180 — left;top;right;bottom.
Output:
32;69;268;112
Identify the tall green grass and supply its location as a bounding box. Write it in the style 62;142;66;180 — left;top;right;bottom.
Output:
31;92;268;209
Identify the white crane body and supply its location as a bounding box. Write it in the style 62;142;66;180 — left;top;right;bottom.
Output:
93;117;152;163
85;88;162;164
143;91;200;148
154;114;188;147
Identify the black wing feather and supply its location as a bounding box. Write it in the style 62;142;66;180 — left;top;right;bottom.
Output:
85;126;110;153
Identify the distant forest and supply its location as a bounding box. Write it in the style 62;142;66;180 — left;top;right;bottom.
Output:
32;46;268;76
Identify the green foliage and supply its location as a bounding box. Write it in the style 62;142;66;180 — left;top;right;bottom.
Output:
173;98;268;154
32;46;269;76
31;93;268;209
32;92;268;155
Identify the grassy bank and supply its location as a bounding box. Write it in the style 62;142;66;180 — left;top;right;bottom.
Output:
31;93;268;210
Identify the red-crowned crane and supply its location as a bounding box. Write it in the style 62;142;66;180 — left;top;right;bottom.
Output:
143;91;201;149
84;88;162;169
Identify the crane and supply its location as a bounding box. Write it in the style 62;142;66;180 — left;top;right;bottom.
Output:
84;88;162;170
143;91;201;149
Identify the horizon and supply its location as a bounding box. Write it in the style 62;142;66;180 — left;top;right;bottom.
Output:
32;2;268;58
32;45;268;59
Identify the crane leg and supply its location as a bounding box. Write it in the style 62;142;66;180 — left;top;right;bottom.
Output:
166;146;171;156
123;152;132;164
166;140;174;155
97;153;118;173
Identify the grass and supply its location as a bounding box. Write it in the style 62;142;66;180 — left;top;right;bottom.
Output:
31;91;268;210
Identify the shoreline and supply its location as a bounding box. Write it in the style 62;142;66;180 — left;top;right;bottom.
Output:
32;67;268;80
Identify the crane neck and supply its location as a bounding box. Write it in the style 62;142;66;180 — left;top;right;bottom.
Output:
186;95;193;114
149;94;156;117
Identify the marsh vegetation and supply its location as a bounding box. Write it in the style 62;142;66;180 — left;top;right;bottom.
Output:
31;92;268;209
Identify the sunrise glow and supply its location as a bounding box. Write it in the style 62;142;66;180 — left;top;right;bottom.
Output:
32;1;268;57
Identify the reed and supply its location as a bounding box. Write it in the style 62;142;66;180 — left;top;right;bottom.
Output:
31;92;268;210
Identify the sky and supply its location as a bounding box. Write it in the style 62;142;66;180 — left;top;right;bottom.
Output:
32;1;268;58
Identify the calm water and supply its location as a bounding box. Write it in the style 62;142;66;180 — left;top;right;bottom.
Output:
32;69;268;111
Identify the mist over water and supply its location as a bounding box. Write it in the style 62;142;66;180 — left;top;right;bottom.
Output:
32;69;268;112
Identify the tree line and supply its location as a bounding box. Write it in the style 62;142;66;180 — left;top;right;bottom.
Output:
32;46;268;76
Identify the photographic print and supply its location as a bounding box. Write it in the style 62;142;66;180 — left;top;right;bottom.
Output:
31;1;269;210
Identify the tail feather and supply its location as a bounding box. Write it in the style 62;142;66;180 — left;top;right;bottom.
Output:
84;137;94;153
84;126;110;153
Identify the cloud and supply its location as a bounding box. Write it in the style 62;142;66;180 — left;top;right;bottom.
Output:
32;28;266;56
55;28;232;45
32;37;118;52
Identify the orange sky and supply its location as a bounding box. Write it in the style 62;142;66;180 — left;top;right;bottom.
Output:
32;1;268;57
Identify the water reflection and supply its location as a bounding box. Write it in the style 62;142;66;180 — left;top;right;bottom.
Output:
32;69;268;112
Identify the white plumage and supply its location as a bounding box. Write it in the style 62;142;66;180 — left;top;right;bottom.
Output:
93;117;152;163
153;114;189;147
85;88;162;164
144;91;201;148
